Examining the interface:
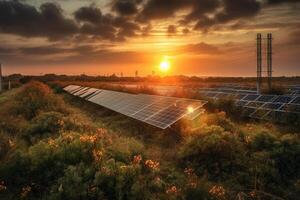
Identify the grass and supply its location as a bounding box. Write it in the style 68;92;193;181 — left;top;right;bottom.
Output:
0;88;20;104
0;81;299;200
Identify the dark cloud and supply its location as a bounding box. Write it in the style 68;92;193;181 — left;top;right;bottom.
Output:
184;0;220;23
112;0;139;16
141;24;152;36
137;0;187;22
74;4;141;41
0;1;78;40
167;25;177;35
216;0;261;23
177;42;221;55
182;28;190;34
137;0;262;32
74;5;102;24
193;0;261;31
20;46;70;55
0;47;15;55
267;0;300;4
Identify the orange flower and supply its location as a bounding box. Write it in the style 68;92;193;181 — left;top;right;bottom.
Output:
80;134;98;143
0;181;7;192
48;139;58;148
166;185;181;195
209;185;226;199
184;168;194;176
93;149;103;162
133;155;142;164
20;186;31;198
145;160;159;170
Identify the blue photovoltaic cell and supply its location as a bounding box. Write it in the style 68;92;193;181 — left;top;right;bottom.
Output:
243;94;260;101
291;96;300;104
256;95;276;102
261;103;283;110
63;85;207;129
273;96;293;103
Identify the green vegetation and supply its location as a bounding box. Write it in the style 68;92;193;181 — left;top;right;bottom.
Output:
0;81;299;199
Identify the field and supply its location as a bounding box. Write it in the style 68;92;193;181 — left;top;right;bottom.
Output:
0;81;299;200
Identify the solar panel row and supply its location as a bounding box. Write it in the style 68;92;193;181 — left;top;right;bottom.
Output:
198;87;300;122
64;85;207;129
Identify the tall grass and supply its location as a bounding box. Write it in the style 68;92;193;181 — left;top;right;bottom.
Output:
0;81;299;200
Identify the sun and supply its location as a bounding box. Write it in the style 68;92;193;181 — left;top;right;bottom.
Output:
159;60;170;72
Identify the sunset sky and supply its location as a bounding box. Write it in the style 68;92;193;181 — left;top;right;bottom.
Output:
0;0;299;77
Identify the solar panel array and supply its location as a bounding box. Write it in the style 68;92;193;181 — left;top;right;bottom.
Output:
199;87;300;122
64;85;207;129
287;85;300;95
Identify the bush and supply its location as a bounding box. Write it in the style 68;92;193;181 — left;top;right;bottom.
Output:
24;112;65;143
179;125;246;181
198;112;236;132
0;133;10;159
13;81;66;119
107;137;145;163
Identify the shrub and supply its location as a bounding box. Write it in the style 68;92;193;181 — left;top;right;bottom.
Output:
13;81;66;119
179;125;246;181
24;111;65;143
198;112;236;132
0;133;10;159
205;99;244;121
107;137;145;164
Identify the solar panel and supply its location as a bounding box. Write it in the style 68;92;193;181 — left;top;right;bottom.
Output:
261;103;283;110
64;85;80;92
245;101;265;108
233;94;248;100
250;109;271;119
242;107;257;116
256;95;276;103
118;95;163;116
243;94;260;101
64;85;207;129
185;108;205;120
144;100;203;129
85;90;102;100
70;87;85;94
279;104;300;113
131;98;177;121
73;87;90;96
79;88;100;98
291;96;300;105
236;100;249;107
273;95;293;103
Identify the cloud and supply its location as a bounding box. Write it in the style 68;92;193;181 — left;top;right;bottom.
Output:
267;0;300;4
194;0;261;31
112;0;139;16
137;0;187;22
74;4;141;41
183;0;220;23
20;46;71;55
0;1;78;40
137;0;262;32
167;25;177;35
177;42;221;55
74;5;102;24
